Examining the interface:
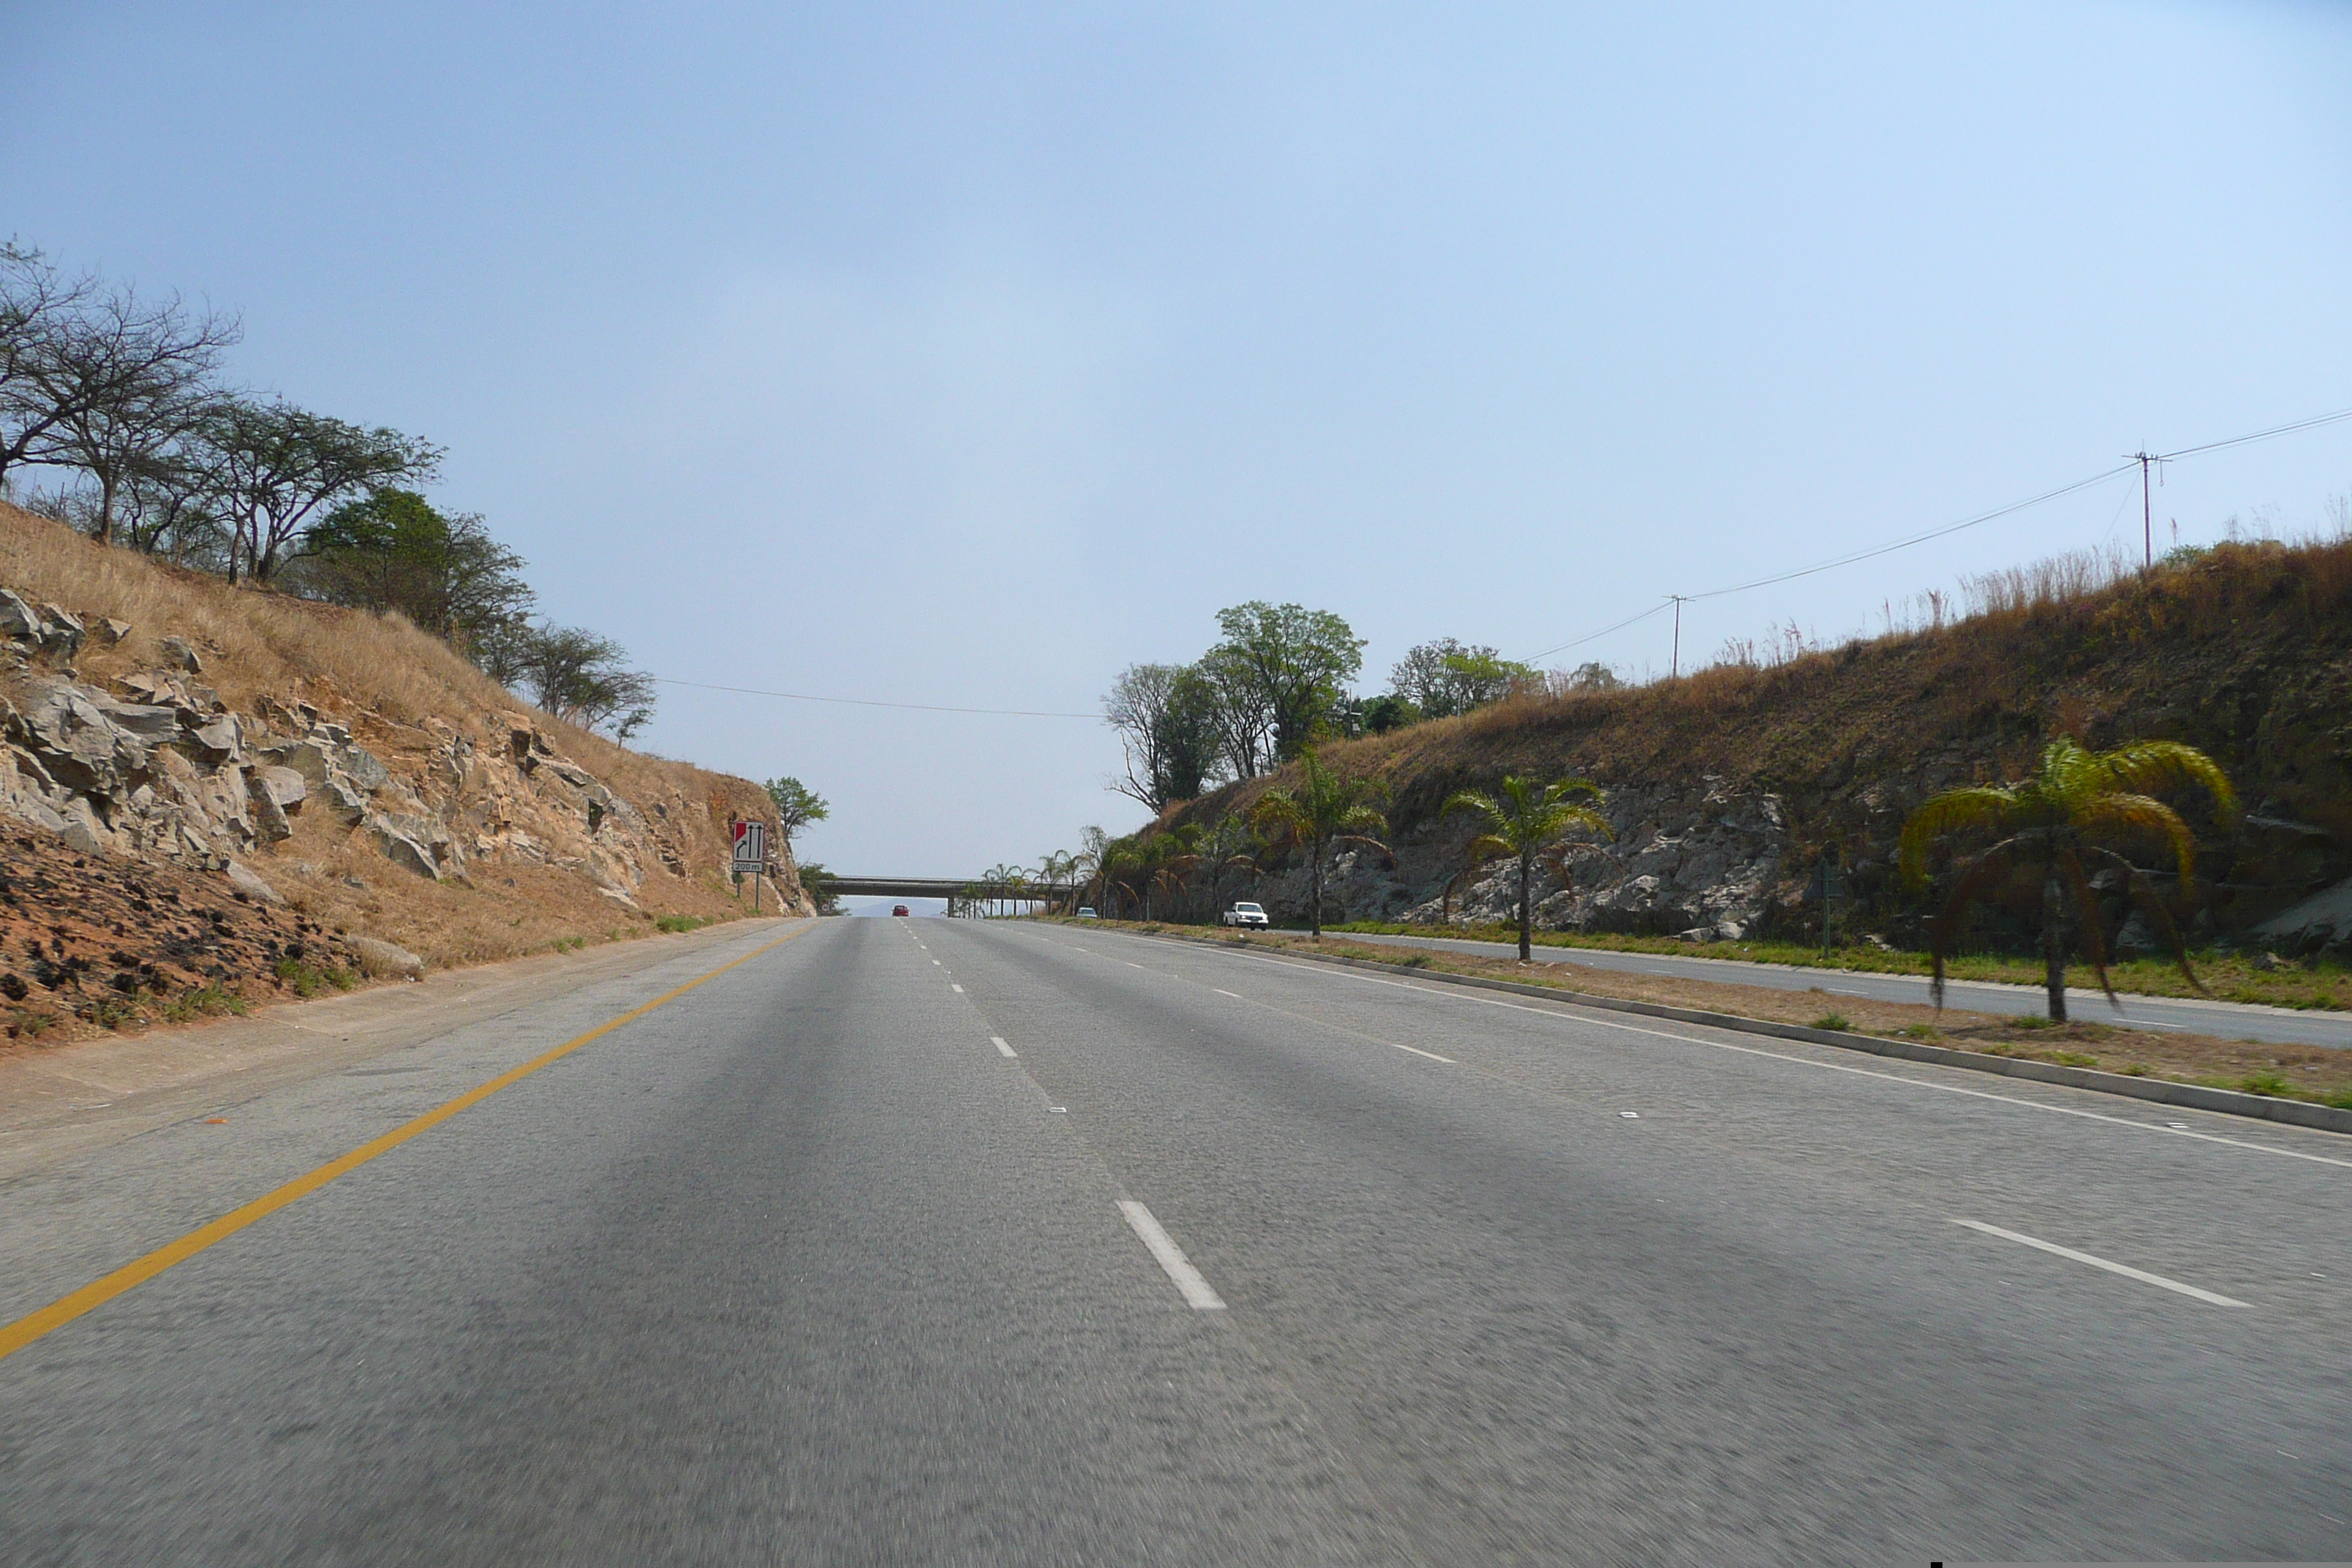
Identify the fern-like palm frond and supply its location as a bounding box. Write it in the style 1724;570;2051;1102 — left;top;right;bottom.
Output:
1465;833;1512;865
2089;740;2239;822
2070;792;2197;888
1898;787;2019;889
1440;789;1500;823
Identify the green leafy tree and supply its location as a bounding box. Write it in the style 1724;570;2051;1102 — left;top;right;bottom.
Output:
1360;693;1422;734
1251;747;1390;938
1390;638;1536;719
1898;737;2236;1020
764;776;829;848
301;489;535;649
1210;602;1365;764
1440;775;1612;960
796;861;840;914
1105;662;1224;810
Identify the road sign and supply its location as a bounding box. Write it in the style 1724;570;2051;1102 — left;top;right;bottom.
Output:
731;820;766;875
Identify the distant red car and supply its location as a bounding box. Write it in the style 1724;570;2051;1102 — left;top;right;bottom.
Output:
892;905;910;916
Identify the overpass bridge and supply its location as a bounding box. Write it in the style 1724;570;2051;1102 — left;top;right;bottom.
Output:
822;876;1084;915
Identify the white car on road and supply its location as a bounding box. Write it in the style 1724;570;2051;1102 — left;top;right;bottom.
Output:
1220;901;1270;928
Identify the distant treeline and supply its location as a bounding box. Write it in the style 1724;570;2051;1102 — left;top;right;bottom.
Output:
1105;600;1620;813
0;243;655;739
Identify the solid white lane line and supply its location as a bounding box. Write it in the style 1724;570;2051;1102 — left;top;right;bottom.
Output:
1212;948;2352;1171
992;1036;1018;1058
1951;1219;2251;1308
951;984;965;993
1119;1201;1227;1310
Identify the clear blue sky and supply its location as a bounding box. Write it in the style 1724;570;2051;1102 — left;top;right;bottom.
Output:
10;2;2351;886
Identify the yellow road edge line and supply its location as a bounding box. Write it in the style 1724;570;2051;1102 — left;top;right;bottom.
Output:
0;924;810;1365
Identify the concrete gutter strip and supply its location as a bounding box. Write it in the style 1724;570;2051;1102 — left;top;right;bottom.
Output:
1129;929;2352;1139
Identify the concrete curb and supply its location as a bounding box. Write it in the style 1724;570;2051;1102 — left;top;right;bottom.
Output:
1122;927;2352;1139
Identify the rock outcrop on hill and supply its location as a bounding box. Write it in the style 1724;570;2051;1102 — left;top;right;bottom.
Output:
1166;538;2352;952
0;508;807;1039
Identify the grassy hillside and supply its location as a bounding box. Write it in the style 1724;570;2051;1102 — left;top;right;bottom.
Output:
1167;536;2352;946
0;502;801;1040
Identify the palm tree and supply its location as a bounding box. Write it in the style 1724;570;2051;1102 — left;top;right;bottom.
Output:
1035;851;1080;914
1195;815;1261;923
1439;774;1612;961
1898;736;2236;1020
1251;747;1390;938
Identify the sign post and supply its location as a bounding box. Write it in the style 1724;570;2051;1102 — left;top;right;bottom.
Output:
732;821;768;913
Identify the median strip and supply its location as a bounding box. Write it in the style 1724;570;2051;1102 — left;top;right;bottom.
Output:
0;925;810;1366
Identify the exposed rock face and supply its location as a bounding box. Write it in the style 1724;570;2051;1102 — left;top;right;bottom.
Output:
0;587;813;936
1249;776;1798;940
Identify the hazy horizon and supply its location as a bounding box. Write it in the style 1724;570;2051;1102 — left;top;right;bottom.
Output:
11;1;2350;882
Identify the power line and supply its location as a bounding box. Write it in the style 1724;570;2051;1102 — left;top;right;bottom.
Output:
1523;399;2352;663
649;676;1098;720
1678;463;2138;604
2157;403;2352;461
1523;600;1675;663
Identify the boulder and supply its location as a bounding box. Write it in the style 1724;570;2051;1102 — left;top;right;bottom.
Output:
350;936;425;979
38;605;84;655
158;636;204;673
338;744;391;794
275;740;336;785
223;859;286;905
16;682;150;795
0;590;44;642
91;697;180;745
2250;878;2352;954
252;766;307;810
365;815;441;880
246;773;293;844
323;774;369;823
184;715;243;765
93;617;130;646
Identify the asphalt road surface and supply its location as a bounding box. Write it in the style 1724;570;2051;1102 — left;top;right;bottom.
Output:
1333;927;2352;1049
3;916;2348;1564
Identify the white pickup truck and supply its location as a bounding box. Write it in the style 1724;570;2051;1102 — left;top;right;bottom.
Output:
1220;900;1270;928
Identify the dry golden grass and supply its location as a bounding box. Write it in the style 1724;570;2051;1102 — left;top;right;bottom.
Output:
0;502;794;977
1168;535;2352;895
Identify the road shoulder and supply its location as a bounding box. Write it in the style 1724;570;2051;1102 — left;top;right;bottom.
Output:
0;916;806;1180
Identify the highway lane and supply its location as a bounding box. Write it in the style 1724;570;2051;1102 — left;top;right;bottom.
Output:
1;915;2348;1564
1330;927;2352;1047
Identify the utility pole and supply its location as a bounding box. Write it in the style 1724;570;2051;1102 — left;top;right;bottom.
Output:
2131;451;2158;568
1668;595;1689;679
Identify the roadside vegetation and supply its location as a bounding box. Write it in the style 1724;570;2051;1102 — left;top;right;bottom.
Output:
1069;918;2352;1110
1317;921;2351;1011
1;242;657;739
1013;524;2352;1009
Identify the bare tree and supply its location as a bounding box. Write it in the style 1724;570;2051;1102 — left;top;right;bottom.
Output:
0;244;97;491
6;261;241;543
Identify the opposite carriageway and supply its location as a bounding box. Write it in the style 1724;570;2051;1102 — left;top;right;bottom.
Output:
825;876;1084;914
